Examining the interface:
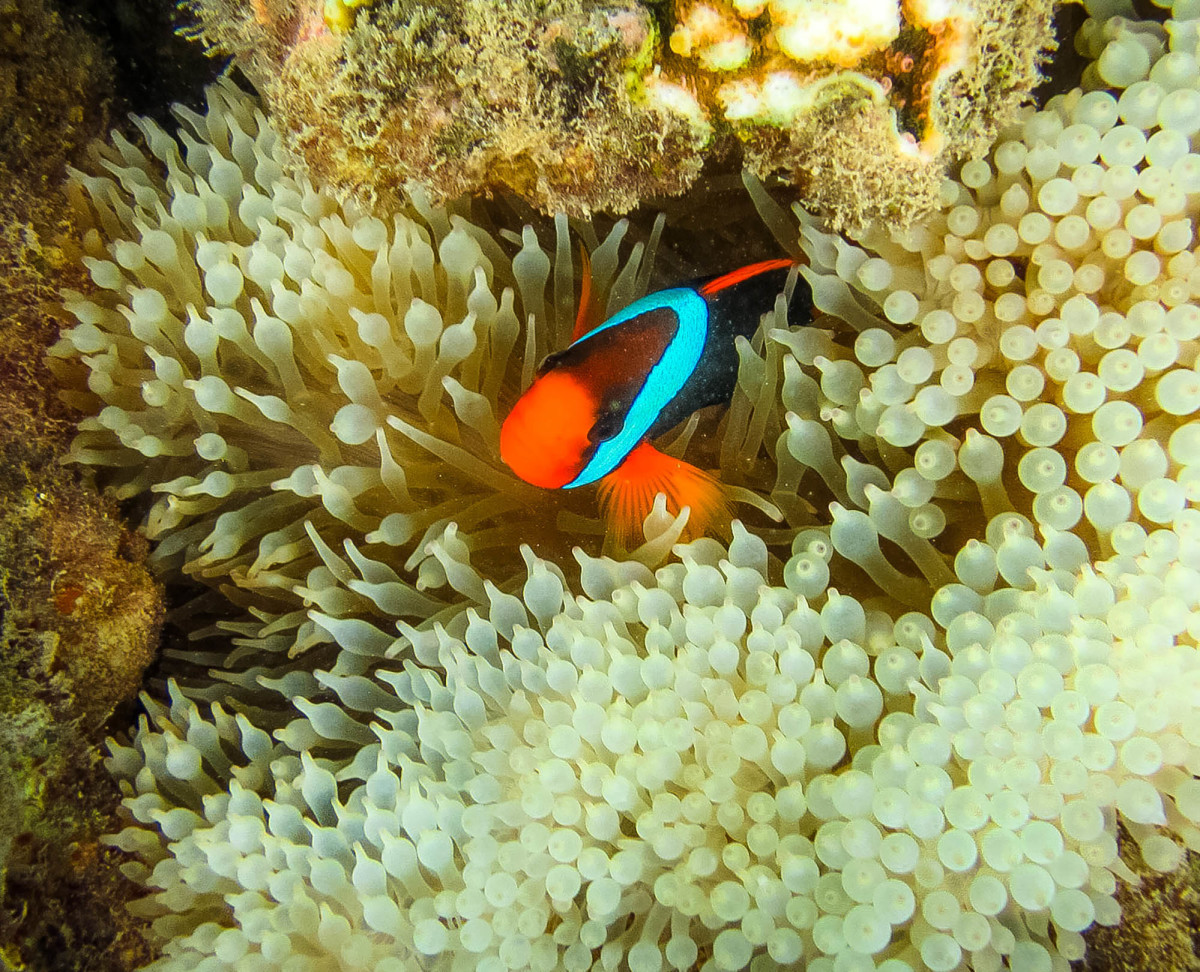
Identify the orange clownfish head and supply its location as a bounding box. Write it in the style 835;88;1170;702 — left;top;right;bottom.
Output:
499;288;693;492
499;369;603;489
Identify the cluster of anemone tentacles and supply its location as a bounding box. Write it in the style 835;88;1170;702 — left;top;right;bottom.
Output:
57;1;1200;970
53;78;706;677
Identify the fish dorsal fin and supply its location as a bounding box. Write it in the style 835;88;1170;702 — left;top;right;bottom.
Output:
698;257;794;297
572;242;599;343
596;441;730;547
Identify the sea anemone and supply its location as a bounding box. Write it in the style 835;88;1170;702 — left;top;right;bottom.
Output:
106;521;1199;971
56;0;1200;968
51;78;737;678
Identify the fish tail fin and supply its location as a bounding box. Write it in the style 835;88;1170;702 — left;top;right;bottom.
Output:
597;441;729;547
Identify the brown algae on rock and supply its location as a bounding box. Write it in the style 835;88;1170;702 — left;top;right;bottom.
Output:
181;0;712;215
0;0;114;189
0;458;163;970
0;3;165;969
1083;829;1200;972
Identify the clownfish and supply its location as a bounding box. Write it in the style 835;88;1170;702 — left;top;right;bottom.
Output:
500;255;813;543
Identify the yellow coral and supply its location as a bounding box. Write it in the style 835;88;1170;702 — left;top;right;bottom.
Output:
322;0;372;32
771;0;901;68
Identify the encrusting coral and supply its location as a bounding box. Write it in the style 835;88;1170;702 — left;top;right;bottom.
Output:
54;0;1200;969
669;0;1057;230
177;0;1056;228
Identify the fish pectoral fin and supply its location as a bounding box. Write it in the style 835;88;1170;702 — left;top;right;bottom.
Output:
596;441;729;547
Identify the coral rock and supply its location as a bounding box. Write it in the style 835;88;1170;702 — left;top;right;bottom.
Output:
182;0;711;215
178;0;1056;226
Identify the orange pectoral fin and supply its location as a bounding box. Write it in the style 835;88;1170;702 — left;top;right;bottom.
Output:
596;441;730;547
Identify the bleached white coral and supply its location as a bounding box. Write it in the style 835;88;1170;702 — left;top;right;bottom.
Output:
771;0;901;68
670;3;753;71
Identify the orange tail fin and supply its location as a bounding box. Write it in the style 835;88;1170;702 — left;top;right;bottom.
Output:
597;442;730;547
